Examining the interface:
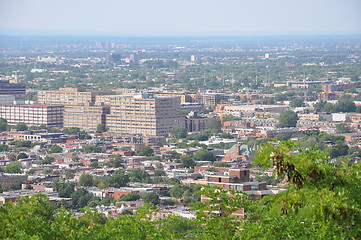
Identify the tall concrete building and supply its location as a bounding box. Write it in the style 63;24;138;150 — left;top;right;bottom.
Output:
37;87;115;106
107;94;183;136
37;87;116;131
64;104;110;132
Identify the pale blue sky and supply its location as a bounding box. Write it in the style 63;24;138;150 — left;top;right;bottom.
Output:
1;0;360;36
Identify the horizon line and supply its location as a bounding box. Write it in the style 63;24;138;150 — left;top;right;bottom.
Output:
1;30;361;38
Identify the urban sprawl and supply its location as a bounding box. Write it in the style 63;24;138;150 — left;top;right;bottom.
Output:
0;36;360;230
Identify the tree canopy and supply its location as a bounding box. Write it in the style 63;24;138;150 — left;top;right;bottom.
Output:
0;118;8;131
245;141;361;239
290;97;305;107
335;123;353;134
142;192;160;205
14;122;28;131
96;124;107;133
105;170;129;188
194;149;216;162
79;174;94;187
49;145;63;154
277;109;299;128
137;146;154;157
1;141;360;239
170;126;187;139
5;161;22;173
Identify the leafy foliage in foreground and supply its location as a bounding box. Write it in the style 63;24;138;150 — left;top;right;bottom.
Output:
246;141;361;239
1;141;360;239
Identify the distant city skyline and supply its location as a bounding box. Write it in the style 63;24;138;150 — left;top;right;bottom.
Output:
1;0;361;36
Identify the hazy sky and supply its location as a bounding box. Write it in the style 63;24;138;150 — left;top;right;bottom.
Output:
1;0;360;36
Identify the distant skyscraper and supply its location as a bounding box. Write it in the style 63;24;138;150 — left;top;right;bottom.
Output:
129;52;141;64
191;55;196;62
109;52;122;63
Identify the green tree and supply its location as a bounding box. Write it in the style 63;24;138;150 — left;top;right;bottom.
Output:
79;174;94;187
9;140;33;148
192;186;253;239
43;168;53;174
52;178;75;197
71;188;93;208
218;132;234;139
64;170;75;179
49;145;63;153
180;155;196;168
82;144;102;153
63;127;81;135
105;170;129;188
41;156;54;165
153;169;166;177
142;192;160;205
187;130;212;141
128;168;150;183
318;132;345;145
163;199;177;206
245;141;361;239
137;146;154;156
277;109;299;128
290;98;305;107
328;144;349;158
0;194;57;239
165;150;181;160
71;155;80;162
119;193;141;201
333;97;356;112
17;152;28;159
214;162;229;167
0;144;8;152
96;123;108;133
14;122;28;131
171;126;187;139
5;161;22;173
194;149;216;162
168;184;200;201
26;168;36;175
206;118;222;133
335;123;353;134
0;118;8;131
348;146;361;158
89;161;100;168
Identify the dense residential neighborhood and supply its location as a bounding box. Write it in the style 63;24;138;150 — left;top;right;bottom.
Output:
0;35;360;238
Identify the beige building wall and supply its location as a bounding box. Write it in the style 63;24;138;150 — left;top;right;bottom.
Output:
38;88;115;106
64;105;110;131
107;95;183;136
185;117;209;132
